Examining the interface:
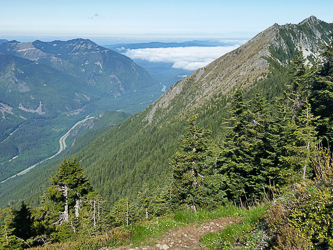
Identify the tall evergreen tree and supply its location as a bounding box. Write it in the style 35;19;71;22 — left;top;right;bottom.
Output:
288;47;313;120
270;94;297;184
289;48;318;179
108;198;136;227
172;115;226;211
219;88;274;201
0;206;29;249
8;202;34;241
47;158;94;228
249;89;277;194
296;97;318;179
311;28;333;146
219;89;249;201
275;48;317;181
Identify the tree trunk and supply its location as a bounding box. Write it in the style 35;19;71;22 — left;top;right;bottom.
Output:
74;198;80;218
64;185;69;222
71;221;76;233
98;201;100;221
303;141;310;180
191;204;197;213
303;105;310;180
126;201;129;226
93;200;96;227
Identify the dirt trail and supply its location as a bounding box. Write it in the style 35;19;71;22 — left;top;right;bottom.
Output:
109;217;241;250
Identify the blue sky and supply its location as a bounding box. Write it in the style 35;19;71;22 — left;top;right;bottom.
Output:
1;0;332;43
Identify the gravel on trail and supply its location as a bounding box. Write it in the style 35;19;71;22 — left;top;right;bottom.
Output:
107;217;241;250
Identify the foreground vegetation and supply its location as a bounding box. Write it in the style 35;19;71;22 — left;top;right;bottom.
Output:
25;204;259;250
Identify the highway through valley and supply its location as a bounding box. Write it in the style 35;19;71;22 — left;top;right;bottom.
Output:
1;116;94;183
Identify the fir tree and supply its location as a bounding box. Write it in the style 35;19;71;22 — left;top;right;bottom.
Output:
219;88;260;202
9;202;34;241
108;198;136;227
288;47;313;120
311;28;333;146
0;206;28;249
296;98;318;179
46;158;95;235
248;89;277;195
271;48;318;183
86;191;104;228
138;183;170;220
172;115;226;211
270;94;297;184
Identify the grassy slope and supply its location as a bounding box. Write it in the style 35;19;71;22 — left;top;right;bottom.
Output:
29;204;267;250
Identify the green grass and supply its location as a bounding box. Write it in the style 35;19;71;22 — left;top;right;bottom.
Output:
31;203;251;250
200;204;268;249
173;204;248;224
123;203;249;247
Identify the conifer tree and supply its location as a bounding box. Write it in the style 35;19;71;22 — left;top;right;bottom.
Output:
290;49;317;179
271;48;318;183
270;94;296;184
9;202;34;241
108;198;135;227
32;190;55;244
86;191;104;228
150;187;170;217
311;28;333;146
296;98;318;179
288;47;313;119
138;183;154;220
248;89;277;194
47;158;95;231
0;206;28;249
137;182;171;220
172;115;226;211
219;88;259;201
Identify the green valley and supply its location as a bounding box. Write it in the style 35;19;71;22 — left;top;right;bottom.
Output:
0;39;162;182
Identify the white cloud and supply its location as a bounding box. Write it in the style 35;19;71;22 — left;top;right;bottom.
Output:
123;46;240;71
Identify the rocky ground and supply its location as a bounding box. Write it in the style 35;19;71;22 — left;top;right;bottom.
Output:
108;217;241;250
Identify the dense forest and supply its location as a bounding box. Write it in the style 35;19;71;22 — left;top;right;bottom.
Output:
0;28;332;249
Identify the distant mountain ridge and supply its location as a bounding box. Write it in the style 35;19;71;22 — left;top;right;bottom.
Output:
0;16;331;207
0;38;155;95
0;38;160;182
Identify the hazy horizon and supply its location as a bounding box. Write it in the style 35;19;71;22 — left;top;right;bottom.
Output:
0;35;249;46
1;0;332;45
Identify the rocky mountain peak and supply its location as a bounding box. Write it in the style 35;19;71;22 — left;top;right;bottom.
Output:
299;15;319;25
66;38;99;49
6;40;19;44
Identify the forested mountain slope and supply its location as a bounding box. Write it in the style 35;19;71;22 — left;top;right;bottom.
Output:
80;16;331;204
0;16;331;208
0;38;160;182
